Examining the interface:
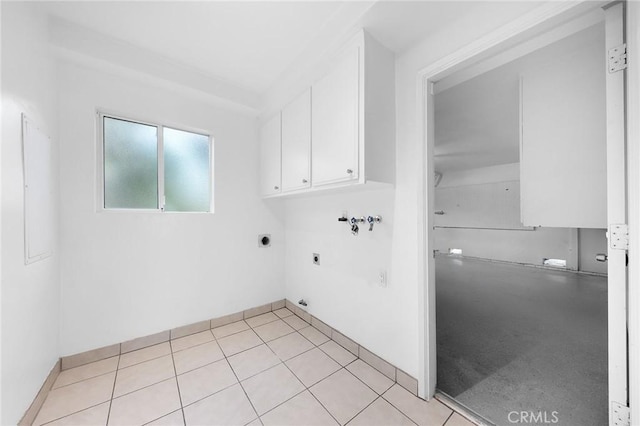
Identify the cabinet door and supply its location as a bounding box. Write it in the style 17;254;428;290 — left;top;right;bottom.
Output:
282;89;311;192
259;113;281;196
312;45;360;186
520;27;606;228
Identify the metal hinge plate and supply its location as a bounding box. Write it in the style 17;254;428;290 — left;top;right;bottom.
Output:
609;224;629;250
612;402;630;426
609;44;627;73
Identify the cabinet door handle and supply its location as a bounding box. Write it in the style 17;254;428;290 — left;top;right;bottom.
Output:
346;169;353;174
274;186;279;190
302;179;308;184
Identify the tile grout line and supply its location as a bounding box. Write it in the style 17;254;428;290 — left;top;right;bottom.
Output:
212;320;253;340
38;401;111;426
302;371;343;426
92;376;179;407
251;328;344;426
247;326;299;419
345;394;419;426
105;351;121;426
118;354;169;370
342;358;398;402
343;395;382;426
179;378;238;411
170;330;218;353
245;315;283;329
168;340;187;426
119;352;174;373
225;330;318;383
380;388;432;426
229;307;281;422
248;331;324;424
109;355;176;398
142;409;184;426
48;368;118;392
256;387;310;420
275;340;318;364
223;354;262;423
442;410;456;426
258;322;354;417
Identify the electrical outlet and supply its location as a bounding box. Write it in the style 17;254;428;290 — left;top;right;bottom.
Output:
378;271;387;287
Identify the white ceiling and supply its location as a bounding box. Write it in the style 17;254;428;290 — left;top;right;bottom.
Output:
43;1;543;111
434;20;604;173
434;67;520;173
44;1;346;94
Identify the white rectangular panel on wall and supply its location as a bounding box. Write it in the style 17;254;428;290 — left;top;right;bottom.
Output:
520;25;606;228
22;114;54;264
434;180;531;230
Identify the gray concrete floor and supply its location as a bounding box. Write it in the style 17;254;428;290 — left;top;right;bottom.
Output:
436;256;607;426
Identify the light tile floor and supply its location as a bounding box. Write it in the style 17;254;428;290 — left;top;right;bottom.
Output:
34;308;475;426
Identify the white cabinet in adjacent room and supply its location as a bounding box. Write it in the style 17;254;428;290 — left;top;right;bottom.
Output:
520;25;606;228
311;30;395;189
312;44;360;186
259;113;281;197
281;89;311;192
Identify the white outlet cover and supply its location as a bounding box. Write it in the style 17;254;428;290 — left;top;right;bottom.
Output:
378;271;387;287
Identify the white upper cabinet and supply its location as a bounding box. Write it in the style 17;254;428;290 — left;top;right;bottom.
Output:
281;89;311;192
259;113;281;197
312;45;360;186
260;29;395;198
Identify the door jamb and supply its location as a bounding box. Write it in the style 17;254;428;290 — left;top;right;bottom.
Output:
626;2;640;424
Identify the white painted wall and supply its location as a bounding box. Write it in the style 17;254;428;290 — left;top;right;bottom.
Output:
579;229;608;274
284;189;408;364
434;164;579;268
435;228;578;268
434;164;607;273
1;3;60;424
57;61;285;356
277;3;544;379
438;163;520;188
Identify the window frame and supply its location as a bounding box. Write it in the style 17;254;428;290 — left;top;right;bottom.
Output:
96;110;214;214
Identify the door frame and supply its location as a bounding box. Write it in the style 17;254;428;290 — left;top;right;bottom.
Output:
416;1;638;424
626;2;640;424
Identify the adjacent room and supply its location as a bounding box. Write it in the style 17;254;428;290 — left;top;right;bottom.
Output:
433;20;608;425
1;2;637;426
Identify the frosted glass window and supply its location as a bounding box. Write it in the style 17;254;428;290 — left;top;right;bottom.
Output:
101;114;212;213
103;117;158;209
163;127;210;212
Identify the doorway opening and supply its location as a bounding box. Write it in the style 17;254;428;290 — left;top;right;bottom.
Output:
420;4;626;425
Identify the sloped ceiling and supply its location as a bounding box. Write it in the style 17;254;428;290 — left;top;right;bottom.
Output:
43;1;543;112
434;67;520;173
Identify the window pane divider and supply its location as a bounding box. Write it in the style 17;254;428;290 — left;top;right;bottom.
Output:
158;125;165;212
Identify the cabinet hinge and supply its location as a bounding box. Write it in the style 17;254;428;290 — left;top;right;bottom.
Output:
609;224;629;250
608;44;627;73
612;402;630;426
